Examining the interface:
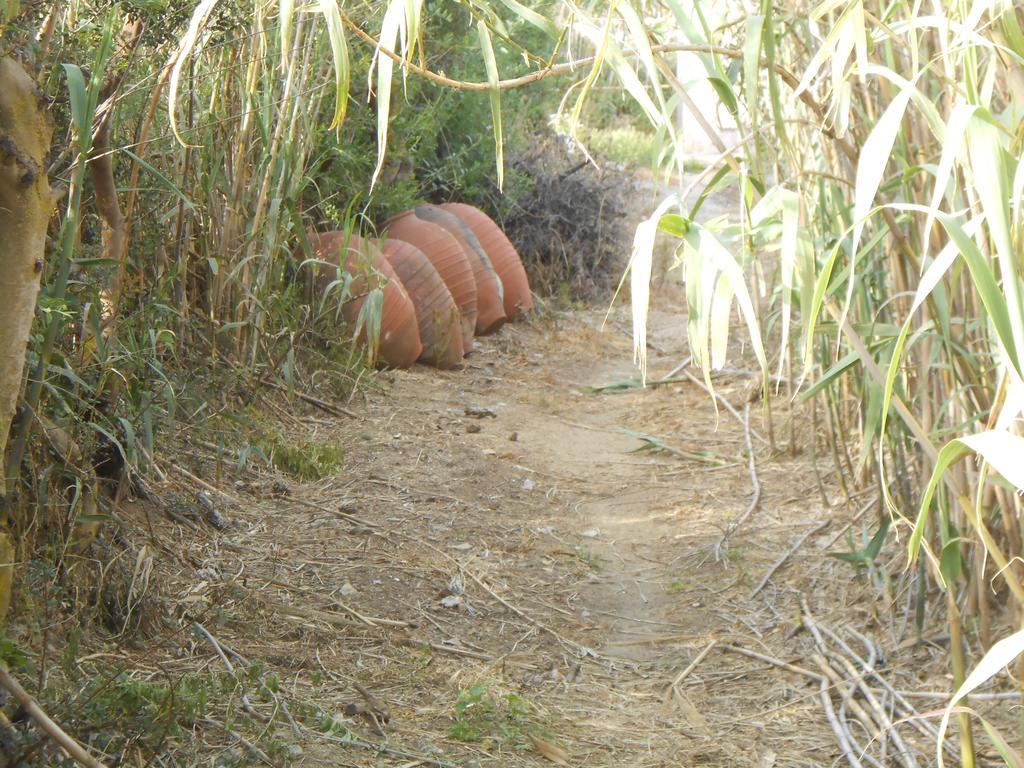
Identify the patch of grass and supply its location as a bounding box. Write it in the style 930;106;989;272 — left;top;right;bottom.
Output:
448;683;530;749
33;667;293;765
582;125;661;166
573;546;602;570
259;435;344;482
208;408;344;482
666;578;686;594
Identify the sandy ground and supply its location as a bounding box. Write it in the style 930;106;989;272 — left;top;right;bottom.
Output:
86;297;988;768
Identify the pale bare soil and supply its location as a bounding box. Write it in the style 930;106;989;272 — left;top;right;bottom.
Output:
93;299;986;768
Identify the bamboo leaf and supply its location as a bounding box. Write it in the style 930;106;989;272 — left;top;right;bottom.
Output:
709;271;734;369
280;0;294;69
978;715;1024;768
743;15;764;131
477;20;503;191
922;102;976;261
777;188;799;380
966;113;1024;376
574;18;662;129
317;0;350;130
370;0;405;187
911;430;1024;572
492;0;559;39
624;196;681;381
938;628;1024;767
684;224;768;376
841;76;915;335
169;0;219;147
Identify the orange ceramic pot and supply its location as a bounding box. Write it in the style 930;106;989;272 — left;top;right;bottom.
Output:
374;238;464;369
440;203;532;320
299;231;422;368
412;204;506;335
384;212;477;352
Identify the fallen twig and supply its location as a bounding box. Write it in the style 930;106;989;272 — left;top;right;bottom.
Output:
813;653;886;768
713;402;762;560
832;653;921;768
0;662;109;768
202;718;273;765
165;460;242;506
260;378;359;419
817;672;865;768
749;519;830;598
301;723;458;768
678;368;769;445
719;644;822;681
408;534;596;657
193;623;263;721
666;639;717;695
822;496;880;549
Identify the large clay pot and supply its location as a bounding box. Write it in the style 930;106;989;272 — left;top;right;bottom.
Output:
298;231;422;368
440;203;532;320
384;212;477;352
374;238;464;369
412;204;506;335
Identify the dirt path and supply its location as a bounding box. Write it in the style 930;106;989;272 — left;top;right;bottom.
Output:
106;295;969;768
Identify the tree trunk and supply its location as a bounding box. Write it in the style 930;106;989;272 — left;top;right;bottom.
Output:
0;57;53;474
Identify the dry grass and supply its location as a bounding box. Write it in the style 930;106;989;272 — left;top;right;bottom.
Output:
19;306;999;767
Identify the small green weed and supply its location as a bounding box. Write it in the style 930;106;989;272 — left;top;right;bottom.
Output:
260;435;344;482
448;683;530;749
573;546;602;570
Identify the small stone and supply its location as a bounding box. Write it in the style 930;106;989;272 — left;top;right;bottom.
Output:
340;582;358;597
508;431;519;441
466;423;482;434
522;478;535;491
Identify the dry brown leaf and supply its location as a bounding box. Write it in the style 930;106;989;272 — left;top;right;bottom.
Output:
529;734;570;765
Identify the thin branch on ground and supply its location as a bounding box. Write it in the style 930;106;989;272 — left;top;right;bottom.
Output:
750;519;830;598
714;402;762;560
0;662;109;768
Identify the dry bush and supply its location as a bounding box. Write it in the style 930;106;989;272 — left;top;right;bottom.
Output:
494;135;635;302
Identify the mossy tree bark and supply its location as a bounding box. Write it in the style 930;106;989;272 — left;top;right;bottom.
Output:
0;56;52;622
0;57;53;475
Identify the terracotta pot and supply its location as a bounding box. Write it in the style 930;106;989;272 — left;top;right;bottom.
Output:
412;204;506;335
384;212;477;352
440;203;532;320
373;238;464;369
299;231;422;368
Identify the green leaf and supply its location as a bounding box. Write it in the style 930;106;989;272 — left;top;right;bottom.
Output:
939;538;963;590
61;64;89;144
657;213;690;238
910;431;1024;565
492;0;558;38
121;149;195;210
